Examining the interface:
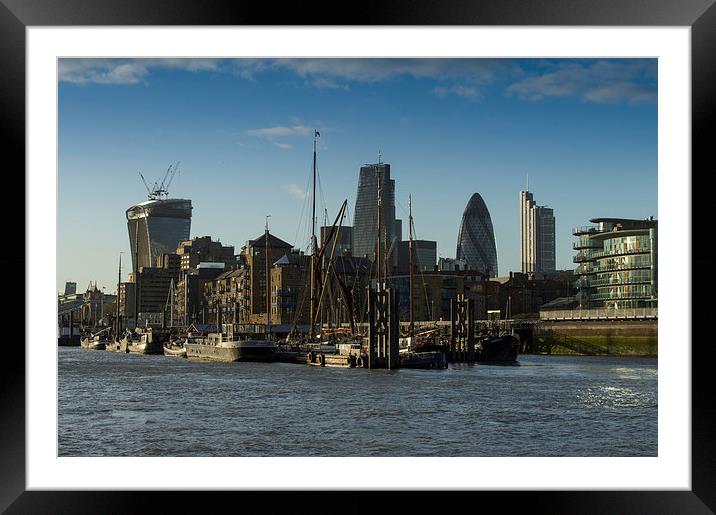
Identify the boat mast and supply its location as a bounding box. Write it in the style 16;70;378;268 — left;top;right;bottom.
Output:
133;216;140;331
409;194;414;335
375;164;382;286
310;130;320;340
116;252;122;338
170;277;174;328
265;215;271;335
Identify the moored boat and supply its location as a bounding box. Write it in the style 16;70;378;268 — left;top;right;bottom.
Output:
476;333;520;364
105;339;122;352
399;350;447;369
185;324;277;362
80;328;111;350
80;336;108;350
121;328;166;355
163;337;187;358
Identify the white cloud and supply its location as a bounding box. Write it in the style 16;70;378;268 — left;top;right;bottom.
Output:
58;58;222;84
506;60;656;104
247;125;314;139
270;58;510;84
59;60;149;85
306;77;350;90
59;58;512;87
285;183;309;200
247;124;318;150
59;58;656;106
433;84;481;100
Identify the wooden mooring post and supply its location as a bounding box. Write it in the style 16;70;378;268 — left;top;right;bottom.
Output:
367;283;399;369
450;294;475;362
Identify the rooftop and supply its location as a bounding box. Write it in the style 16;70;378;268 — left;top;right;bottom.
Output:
246;232;293;249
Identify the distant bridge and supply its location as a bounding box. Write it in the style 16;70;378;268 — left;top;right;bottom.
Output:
57;299;87;316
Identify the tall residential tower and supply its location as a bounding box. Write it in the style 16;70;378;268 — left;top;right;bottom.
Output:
520;186;555;274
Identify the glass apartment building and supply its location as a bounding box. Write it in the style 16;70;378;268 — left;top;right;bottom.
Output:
126;198;193;272
573;217;657;309
456;193;498;277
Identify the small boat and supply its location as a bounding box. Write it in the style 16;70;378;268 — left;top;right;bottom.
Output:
399;350;448;369
80;328;111;350
80;335;107;350
185;324;277;362
105;339;122;352
163;337;187;358
476;333;520;364
121;328;166;355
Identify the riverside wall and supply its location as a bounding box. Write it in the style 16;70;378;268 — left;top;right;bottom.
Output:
533;320;658;356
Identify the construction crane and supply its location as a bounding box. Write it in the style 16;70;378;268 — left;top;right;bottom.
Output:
139;172;152;197
163;161;180;195
138;162;181;200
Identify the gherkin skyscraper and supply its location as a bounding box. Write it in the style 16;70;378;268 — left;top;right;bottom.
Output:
456;193;498;277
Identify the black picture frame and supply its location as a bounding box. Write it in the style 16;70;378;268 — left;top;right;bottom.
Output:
3;0;712;512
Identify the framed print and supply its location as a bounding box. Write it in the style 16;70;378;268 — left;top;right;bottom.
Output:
3;0;713;512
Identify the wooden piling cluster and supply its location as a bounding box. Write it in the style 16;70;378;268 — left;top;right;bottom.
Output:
366;283;400;369
449;294;476;362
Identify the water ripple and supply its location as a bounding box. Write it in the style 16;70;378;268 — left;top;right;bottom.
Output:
58;348;657;457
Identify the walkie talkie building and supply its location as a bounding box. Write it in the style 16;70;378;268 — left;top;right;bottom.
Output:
126;198;192;271
456;193;498;277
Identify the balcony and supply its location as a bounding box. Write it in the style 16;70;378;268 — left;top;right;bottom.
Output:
589;290;653;302
573;254;594;263
575;262;652;275
572;225;602;236
588;276;653;288
589;247;651;260
540;307;658;321
573;241;603;250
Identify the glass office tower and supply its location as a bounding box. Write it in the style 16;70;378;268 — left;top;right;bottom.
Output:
352;162;401;262
520;189;556;274
126;198;192;271
456;193;498;277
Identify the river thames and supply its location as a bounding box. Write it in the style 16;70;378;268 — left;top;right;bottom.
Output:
58;347;657;457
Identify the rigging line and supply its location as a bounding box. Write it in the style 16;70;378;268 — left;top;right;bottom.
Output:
315;202;347;317
358;256;375;326
411;218;434;320
288;262;310;341
291;166;313;250
315;162;328;232
395;197;411;218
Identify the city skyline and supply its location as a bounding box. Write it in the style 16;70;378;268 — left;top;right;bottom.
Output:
58;58;657;293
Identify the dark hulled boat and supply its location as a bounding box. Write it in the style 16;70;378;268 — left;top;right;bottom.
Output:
476;334;520;364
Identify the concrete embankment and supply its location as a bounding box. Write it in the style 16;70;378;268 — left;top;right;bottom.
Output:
533;320;657;356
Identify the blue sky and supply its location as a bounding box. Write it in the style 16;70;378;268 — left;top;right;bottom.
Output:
58;58;657;294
